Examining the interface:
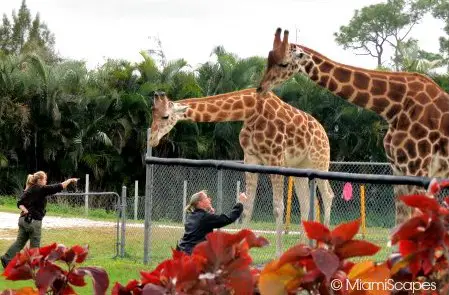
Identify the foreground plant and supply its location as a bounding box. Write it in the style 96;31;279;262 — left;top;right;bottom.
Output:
1;243;109;295
112;229;269;295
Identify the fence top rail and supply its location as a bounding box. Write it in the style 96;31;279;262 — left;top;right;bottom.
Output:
53;192;120;197
227;160;390;166
145;156;438;188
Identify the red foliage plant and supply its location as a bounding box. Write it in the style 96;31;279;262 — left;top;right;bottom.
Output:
3;178;449;295
1;243;109;295
112;229;269;295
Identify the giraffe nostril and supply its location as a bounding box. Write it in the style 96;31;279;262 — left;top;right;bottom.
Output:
256;87;262;93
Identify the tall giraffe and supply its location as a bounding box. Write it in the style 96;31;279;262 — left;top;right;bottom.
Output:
149;89;334;255
256;28;449;226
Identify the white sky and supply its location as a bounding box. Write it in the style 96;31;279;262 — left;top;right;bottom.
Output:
1;0;446;70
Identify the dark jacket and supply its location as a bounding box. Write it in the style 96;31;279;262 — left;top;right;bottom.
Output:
17;183;63;220
177;202;243;254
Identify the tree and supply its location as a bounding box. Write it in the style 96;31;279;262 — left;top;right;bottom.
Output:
334;0;428;69
430;0;449;60
0;0;57;62
395;38;445;73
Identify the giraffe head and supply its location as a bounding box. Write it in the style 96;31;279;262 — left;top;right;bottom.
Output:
149;91;188;147
256;28;311;95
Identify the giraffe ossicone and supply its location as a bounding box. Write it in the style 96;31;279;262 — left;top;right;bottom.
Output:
149;89;335;256
257;27;449;227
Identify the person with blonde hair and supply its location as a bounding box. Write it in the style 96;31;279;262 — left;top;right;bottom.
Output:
176;190;246;255
1;171;79;268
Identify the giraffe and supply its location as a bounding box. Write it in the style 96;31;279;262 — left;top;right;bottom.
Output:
148;89;335;256
256;27;449;227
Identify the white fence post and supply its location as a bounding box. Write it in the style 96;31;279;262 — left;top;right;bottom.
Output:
84;174;89;216
134;180;138;221
182;180;187;224
235;180;241;224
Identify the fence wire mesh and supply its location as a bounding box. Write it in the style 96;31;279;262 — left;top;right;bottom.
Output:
0;191;120;261
118;161;444;266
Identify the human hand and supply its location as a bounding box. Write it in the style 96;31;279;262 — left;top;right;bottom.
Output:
22;208;28;215
70;178;79;183
208;207;215;214
238;192;247;203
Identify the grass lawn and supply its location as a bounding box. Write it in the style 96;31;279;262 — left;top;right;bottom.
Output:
0;196;394;294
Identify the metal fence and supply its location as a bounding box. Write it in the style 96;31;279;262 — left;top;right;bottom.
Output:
116;152;448;267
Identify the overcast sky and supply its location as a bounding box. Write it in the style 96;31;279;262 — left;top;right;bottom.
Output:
1;0;446;70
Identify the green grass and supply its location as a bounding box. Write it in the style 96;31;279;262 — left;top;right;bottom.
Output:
0;196;395;294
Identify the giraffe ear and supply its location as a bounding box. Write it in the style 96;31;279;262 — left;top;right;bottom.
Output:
173;103;188;113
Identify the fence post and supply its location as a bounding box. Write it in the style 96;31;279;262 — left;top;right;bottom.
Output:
217;169;223;214
182;180;187;224
84;174;89;216
121;185;127;258
144;128;153;265
134;180;138;221
235;180;241;224
308;178;316;247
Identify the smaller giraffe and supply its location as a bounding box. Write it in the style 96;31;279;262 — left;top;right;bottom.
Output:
149;89;335;256
256;28;449;227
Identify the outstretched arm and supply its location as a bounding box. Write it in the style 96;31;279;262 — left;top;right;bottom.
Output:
42;178;79;195
202;202;243;229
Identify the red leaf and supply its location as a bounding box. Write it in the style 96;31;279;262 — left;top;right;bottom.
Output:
243;230;270;248
2;255;32;281
302;221;331;243
330;219;360;246
68;271;87;287
38;243;57;257
61;284;76;295
35;263;64;293
278;244;311;267
408;255;422;279
390;215;429;244
62;248;76;264
399;240;418;257
72;245;89;263
335;240;380;259
399;194;441;212
427;178;441;195
75;267;109;295
141;284;166;295
311;248;339;282
301;268;322;284
227;268;254;295
111;283;132;295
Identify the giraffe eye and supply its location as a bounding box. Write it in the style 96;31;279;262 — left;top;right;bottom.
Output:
298;53;304;58
162;115;169;120
278;63;289;67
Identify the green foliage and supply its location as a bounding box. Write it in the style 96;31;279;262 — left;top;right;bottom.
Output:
0;0;56;63
334;0;430;68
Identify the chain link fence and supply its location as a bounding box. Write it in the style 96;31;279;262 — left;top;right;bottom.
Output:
118;160;444;266
0;177;121;261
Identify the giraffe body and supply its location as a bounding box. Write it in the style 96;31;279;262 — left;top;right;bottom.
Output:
257;28;449;226
149;89;335;255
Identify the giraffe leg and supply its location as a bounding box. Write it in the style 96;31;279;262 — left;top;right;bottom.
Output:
269;173;285;257
241;154;260;228
316;179;334;228
293;177;310;238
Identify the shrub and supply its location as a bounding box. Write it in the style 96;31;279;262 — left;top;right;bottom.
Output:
3;178;449;295
1;243;108;295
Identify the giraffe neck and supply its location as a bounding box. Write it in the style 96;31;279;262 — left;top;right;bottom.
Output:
178;89;256;122
297;45;443;123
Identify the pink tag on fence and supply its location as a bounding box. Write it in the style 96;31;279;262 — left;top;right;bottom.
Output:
343;182;353;201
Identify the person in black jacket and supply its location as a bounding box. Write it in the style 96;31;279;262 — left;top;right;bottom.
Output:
177;190;246;255
1;171;79;268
